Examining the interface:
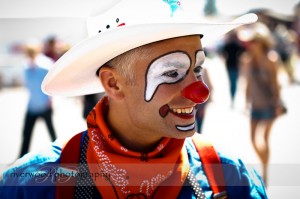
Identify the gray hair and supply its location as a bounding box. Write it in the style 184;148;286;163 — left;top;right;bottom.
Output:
105;45;152;84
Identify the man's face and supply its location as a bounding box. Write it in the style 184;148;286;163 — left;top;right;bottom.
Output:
120;35;205;140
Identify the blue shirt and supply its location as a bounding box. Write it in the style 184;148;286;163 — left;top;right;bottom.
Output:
0;133;267;199
24;54;54;114
24;64;51;113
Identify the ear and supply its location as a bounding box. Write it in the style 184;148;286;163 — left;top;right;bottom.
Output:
99;67;124;100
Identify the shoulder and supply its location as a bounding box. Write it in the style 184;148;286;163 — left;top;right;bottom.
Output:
185;136;268;199
0;140;63;199
239;52;251;63
239;52;252;72
185;136;251;169
267;50;280;63
35;54;54;70
267;50;281;69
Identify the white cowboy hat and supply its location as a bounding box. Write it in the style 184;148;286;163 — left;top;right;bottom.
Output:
42;0;257;97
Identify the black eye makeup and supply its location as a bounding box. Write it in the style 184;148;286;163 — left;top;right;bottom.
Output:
162;70;179;78
193;65;203;79
144;51;191;102
194;50;205;79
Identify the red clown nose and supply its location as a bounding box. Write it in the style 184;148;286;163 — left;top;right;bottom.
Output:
181;81;210;104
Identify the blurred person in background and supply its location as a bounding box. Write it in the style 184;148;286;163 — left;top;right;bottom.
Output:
239;22;286;187
82;94;99;118
219;30;245;108
82;93;105;119
19;39;57;158
43;36;61;62
292;1;300;55
273;24;298;84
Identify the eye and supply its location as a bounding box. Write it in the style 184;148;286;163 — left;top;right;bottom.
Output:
116;18;119;23
194;66;202;78
163;70;178;78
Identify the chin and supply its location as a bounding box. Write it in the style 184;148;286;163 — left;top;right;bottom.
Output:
173;130;196;139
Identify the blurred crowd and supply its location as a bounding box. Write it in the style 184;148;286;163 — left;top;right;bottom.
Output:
199;4;300;187
1;2;300;189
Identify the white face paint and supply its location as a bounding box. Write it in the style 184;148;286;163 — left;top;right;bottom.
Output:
194;50;205;78
145;51;191;102
175;50;205;132
144;50;206;102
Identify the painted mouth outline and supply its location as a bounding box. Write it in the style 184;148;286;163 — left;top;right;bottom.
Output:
159;104;196;132
176;123;195;132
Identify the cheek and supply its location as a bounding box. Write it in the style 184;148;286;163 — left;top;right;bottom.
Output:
150;84;177;102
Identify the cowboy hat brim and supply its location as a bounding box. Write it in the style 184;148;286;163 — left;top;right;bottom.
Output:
42;13;257;96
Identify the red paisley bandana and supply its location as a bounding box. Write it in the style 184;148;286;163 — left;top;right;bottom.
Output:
86;97;189;198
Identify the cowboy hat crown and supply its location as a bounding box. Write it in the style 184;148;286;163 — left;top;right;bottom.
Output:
42;0;257;96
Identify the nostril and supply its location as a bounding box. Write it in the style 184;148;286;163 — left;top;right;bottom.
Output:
181;81;210;104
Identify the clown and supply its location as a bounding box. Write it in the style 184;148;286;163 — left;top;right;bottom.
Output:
0;0;267;199
97;35;209;150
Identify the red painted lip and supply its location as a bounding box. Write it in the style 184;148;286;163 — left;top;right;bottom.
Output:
169;110;194;119
159;104;195;119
